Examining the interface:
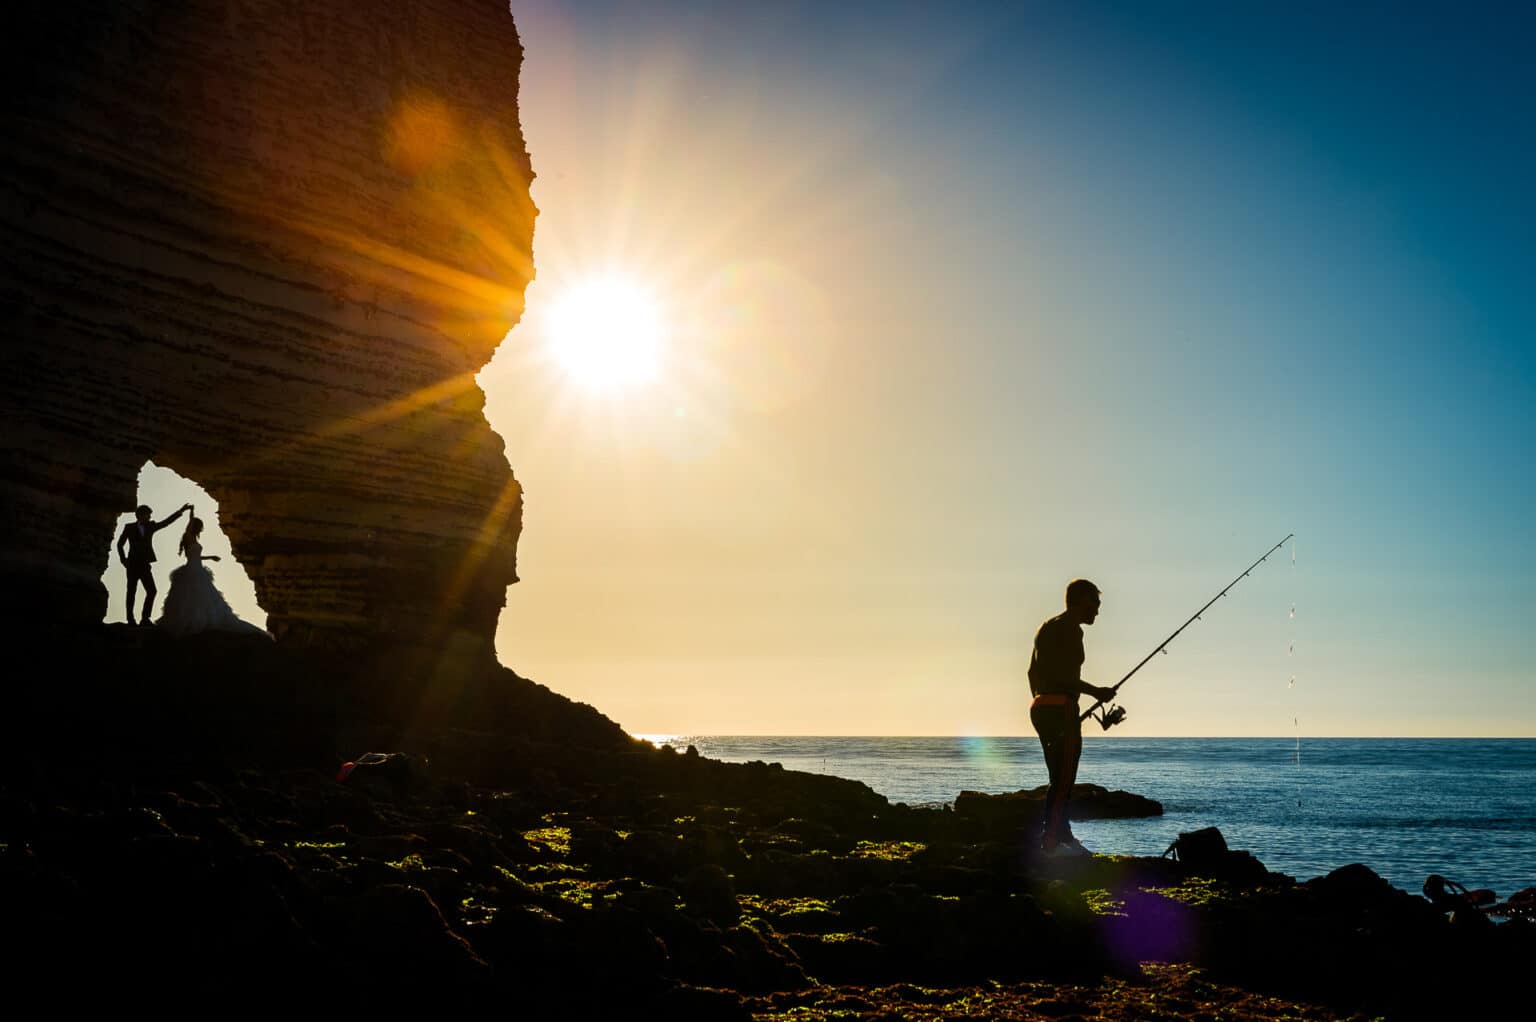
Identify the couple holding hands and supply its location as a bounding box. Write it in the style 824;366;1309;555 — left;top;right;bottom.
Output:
116;502;266;637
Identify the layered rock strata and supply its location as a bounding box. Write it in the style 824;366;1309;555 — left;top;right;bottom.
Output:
1;0;534;657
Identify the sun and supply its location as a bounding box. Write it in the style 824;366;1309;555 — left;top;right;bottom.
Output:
545;275;663;392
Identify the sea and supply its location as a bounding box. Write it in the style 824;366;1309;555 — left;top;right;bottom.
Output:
639;736;1536;899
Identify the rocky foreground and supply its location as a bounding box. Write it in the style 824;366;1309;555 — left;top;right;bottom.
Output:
3;631;1531;1018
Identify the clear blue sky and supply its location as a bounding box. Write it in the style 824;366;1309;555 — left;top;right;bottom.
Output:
125;2;1535;735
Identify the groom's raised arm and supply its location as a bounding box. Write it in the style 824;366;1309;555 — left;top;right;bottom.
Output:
152;504;193;530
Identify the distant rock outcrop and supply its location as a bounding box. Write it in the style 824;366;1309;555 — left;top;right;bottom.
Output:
1;0;535;659
954;785;1164;834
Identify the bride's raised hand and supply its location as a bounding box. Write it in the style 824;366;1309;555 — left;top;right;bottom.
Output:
205;555;222;562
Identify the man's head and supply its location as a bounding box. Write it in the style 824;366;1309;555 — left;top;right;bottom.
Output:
135;505;152;522
1065;578;1101;625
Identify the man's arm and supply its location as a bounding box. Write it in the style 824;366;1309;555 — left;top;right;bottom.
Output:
152;504;194;530
115;525;129;563
1075;679;1116;702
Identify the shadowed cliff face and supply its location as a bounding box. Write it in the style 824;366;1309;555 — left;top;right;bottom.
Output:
0;0;535;656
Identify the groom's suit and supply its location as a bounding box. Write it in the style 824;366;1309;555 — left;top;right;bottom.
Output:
118;520;165;568
117;510;185;623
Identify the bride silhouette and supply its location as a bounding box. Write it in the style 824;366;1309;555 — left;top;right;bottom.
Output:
157;512;270;639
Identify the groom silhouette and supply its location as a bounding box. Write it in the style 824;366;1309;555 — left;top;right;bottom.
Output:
116;502;192;625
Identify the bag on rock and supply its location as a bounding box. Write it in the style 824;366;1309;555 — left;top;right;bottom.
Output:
1163;826;1228;869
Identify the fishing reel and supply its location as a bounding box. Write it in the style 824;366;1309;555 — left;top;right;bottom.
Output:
1091;703;1127;730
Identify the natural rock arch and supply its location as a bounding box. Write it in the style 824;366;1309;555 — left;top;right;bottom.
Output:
1;0;535;661
101;461;267;628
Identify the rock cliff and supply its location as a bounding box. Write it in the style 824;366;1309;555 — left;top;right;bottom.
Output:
0;0;535;658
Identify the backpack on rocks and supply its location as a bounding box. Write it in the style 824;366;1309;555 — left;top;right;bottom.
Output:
1162;826;1269;884
1163;827;1228;869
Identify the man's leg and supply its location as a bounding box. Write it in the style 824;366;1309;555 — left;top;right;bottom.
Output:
133;565;157;624
1054;708;1083;844
1031;702;1066;849
126;570;140;624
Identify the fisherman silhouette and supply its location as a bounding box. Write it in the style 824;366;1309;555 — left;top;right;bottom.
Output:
1029;579;1116;857
116;502;192;625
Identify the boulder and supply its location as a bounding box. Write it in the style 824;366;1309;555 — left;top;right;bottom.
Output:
953;784;1163;834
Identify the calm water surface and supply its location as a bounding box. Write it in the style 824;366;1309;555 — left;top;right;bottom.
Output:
642;736;1536;897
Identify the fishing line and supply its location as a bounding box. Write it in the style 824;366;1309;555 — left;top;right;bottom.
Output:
1080;534;1297;730
1291;538;1300;809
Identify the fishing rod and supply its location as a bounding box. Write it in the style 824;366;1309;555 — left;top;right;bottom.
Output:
1081;533;1295;730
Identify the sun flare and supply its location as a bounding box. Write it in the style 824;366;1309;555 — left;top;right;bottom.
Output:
546;275;662;392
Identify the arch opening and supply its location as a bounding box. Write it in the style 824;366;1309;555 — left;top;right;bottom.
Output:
100;461;268;630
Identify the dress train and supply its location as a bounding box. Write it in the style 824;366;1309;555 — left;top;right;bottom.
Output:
157;538;270;639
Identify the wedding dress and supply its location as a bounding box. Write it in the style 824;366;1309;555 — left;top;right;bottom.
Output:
157;537;270;638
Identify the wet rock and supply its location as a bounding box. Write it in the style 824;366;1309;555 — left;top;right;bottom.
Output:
617;883;687;922
750;849;843;898
658;917;742;986
1182;847;1270;885
680;822;750;871
581;903;672;992
123;833;215;879
781;932;887;984
569;819;623;865
655;984;753;1022
1305;863;1401;909
619;828;685;880
333;884;486;985
953;785;1162;837
1489;886;1536;920
836;883;928;933
773;817;855;854
761;900;844;936
352;832;432;862
679;863;740;925
911;862;996;896
723;925;813;991
474;902;573;971
46;807;176;855
1099;888;1200;968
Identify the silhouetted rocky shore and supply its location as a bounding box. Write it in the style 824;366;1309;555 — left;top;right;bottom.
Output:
3;630;1530;1018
